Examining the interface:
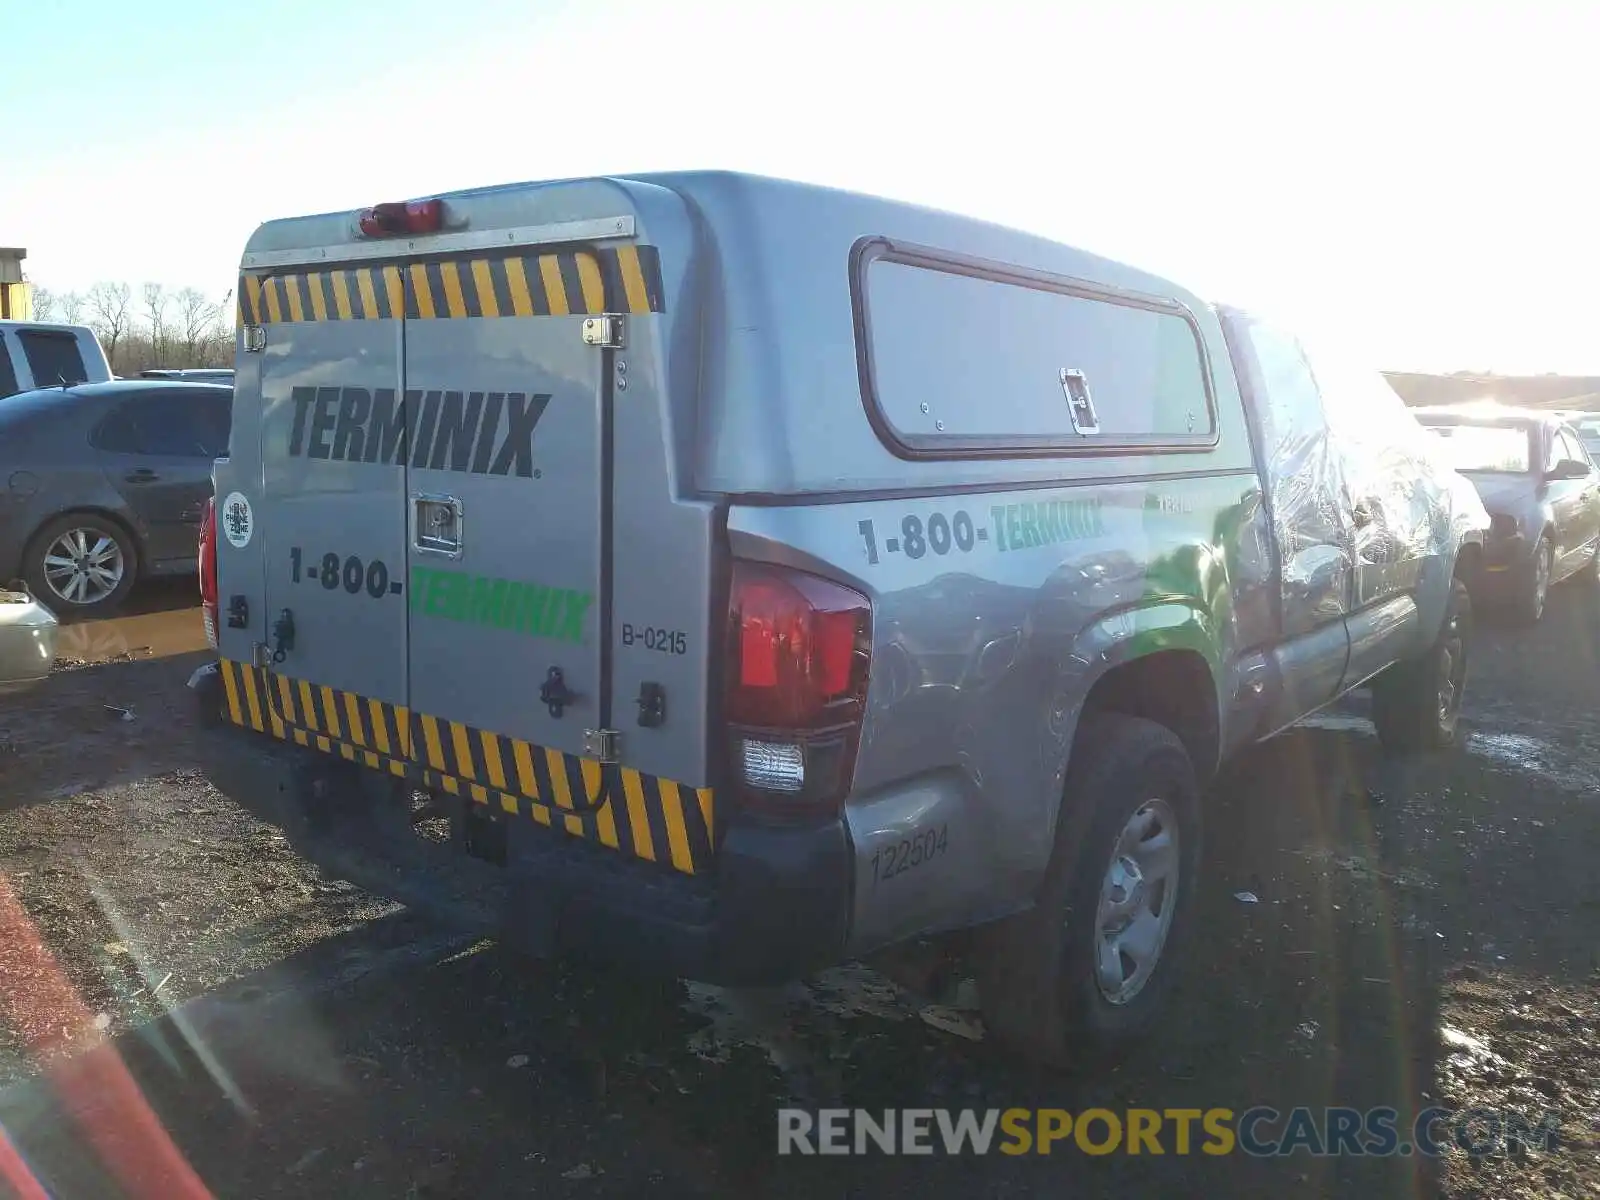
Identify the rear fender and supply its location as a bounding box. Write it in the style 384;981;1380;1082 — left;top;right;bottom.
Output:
967;598;1221;916
1049;599;1222;824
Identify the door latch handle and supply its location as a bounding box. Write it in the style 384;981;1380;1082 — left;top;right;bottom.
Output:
1060;368;1101;436
270;608;295;664
539;666;577;719
636;681;666;728
125;468;158;482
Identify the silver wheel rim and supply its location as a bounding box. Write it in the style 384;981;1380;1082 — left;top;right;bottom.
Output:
1437;608;1466;726
1091;798;1180;1005
42;528;125;606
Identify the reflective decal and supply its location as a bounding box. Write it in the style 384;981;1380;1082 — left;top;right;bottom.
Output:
221;492;253;548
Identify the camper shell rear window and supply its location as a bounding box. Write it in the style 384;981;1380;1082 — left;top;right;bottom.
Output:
851;239;1217;458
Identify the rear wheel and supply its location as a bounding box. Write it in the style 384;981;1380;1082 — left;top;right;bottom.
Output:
23;513;138;617
1511;537;1552;624
1373;578;1471;753
976;715;1200;1071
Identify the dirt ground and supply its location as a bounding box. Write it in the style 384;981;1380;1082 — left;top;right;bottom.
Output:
0;579;1595;1198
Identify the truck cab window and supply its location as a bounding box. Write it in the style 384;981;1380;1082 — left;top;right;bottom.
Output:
1237;319;1325;454
1557;429;1589;469
17;330;88;388
0;334;18;399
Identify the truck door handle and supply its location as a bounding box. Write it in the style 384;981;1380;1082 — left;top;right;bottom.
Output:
124;468;159;483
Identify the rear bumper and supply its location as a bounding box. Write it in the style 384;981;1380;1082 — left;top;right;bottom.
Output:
1470;530;1532;598
190;668;852;986
0;596;58;693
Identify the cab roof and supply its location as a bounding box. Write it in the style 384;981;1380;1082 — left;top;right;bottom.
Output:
1414;403;1560;428
0;319;98;336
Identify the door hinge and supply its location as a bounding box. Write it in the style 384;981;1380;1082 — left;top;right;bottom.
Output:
582;728;622;764
242;325;267;353
581;314;625;349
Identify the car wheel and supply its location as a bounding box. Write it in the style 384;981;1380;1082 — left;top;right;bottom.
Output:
976;715;1200;1071
1373;579;1471;754
23;514;138;617
1512;537;1552;624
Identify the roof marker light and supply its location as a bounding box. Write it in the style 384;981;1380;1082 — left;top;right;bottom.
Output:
358;199;444;238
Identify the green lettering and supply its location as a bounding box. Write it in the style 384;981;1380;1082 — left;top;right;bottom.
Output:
410;566;433;612
537;589;564;637
470;576;507;626
990;506;1009;551
424;568;456;618
557;591;593;643
518;584;550;634
1006;504;1022;550
410;567;598;641
1041;500;1064;544
439;571;470;620
1019;502;1042;548
495;582;522;629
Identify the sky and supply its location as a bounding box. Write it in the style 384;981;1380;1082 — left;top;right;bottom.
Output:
5;0;1597;374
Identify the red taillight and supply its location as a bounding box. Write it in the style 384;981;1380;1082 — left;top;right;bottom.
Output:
357;198;444;238
725;560;871;815
198;496;218;649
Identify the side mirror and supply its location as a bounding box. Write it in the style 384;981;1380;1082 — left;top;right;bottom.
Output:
1548;460;1591;481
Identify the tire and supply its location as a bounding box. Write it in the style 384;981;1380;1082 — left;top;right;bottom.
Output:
1511;537;1552;624
1373;578;1471;754
976;715;1201;1072
23;513;139;617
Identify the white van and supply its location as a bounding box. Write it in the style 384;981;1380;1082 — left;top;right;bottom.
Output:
0;321;113;399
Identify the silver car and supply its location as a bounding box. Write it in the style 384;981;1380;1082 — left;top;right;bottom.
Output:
0;586;58;694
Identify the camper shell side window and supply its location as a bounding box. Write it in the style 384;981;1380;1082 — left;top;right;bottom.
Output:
851;238;1218;459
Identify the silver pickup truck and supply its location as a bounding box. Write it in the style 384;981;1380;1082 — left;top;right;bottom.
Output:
193;171;1488;1068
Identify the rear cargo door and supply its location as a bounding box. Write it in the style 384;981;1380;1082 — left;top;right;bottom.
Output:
401;253;607;771
254;267;411;733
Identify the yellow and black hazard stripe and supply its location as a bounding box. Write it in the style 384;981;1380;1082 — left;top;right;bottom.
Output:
237;245;663;327
217;658;714;877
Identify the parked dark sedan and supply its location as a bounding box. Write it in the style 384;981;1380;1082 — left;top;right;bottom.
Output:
1417;405;1600;622
0;380;231;615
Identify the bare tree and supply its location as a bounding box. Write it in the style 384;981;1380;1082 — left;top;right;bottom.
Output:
87;282;132;368
58;291;85;324
29;287;56;322
142;283;169;365
175;287;221;366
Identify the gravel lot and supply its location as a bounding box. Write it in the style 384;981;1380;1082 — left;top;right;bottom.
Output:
0;579;1595;1198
